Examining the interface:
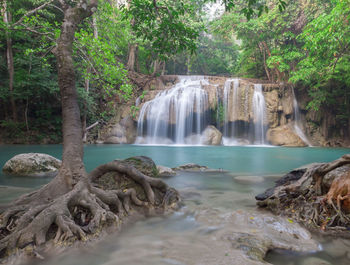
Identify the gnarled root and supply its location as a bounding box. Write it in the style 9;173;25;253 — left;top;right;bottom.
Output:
0;159;179;260
257;154;350;235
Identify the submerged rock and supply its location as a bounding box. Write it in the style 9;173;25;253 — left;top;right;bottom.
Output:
157;165;176;177
234;175;264;184
300;257;331;265
2;153;61;177
173;163;208;171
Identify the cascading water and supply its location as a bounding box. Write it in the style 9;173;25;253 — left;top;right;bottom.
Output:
252;84;267;145
292;87;312;146
136;76;209;145
223;78;240;138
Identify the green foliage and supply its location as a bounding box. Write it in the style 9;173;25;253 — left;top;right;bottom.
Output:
290;0;350;113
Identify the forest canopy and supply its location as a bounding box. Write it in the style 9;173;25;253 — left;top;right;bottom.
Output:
0;0;349;143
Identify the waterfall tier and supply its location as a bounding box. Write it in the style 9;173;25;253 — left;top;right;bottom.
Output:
135;75;309;146
136;76;210;145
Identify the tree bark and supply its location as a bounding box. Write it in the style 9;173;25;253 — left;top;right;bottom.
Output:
54;1;98;188
127;43;138;71
2;0;17;121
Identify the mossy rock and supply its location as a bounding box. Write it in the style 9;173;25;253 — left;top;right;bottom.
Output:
124;156;159;177
93;156;160;202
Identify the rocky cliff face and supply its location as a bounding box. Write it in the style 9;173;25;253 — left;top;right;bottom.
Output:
97;74;349;147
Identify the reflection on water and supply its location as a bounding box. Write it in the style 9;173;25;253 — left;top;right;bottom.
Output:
0;145;350;265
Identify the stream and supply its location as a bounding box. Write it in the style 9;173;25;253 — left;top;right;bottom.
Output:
0;145;350;264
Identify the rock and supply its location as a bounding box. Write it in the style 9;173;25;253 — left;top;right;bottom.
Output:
120;116;137;143
201;126;222;145
157;165;176;177
173;163;208;171
104;116;136;144
255;168;306;201
300;257;331;265
323;164;350;189
104;136;127;144
124;156;159;177
325;239;348;258
267;124;306;146
2;153;61;177
234;176;264;184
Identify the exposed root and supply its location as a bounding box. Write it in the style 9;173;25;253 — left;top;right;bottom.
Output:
0;158;180;261
257;154;350;236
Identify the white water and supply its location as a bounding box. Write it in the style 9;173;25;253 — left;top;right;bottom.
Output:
136;76;209;145
292;87;312;146
223;78;240;138
252;84;267;144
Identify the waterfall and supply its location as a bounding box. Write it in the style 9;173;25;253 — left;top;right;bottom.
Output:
292;87;312;146
223;78;239;138
136;76;209;145
252;84;267;145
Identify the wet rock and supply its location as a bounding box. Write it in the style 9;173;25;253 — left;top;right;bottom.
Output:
201;125;222;145
157;165;176;177
226;233;268;262
103;116;136;144
267;125;306;146
300;257;331;265
173;163;208;171
324;239;348;258
124;156;159;177
255;168;306;201
2;153;61;177
234;176;264;184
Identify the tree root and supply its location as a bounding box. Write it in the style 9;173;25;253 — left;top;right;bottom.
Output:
0;159;179;261
257;154;350;236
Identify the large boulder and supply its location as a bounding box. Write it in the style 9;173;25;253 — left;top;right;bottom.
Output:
267;124;306;146
2;153;61;177
201;125;222;145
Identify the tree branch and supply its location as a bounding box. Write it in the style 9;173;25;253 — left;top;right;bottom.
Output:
12;0;55;27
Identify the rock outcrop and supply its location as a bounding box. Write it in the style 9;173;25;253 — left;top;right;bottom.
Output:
2;153;61;177
266;124;306;146
201;125;222;145
95;74;348;147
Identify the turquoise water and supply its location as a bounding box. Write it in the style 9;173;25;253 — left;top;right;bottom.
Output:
0;144;349;188
0;145;350;265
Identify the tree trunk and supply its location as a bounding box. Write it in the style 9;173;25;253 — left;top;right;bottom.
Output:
55;5;93;188
127;44;138;71
83;16;99;143
0;2;179;257
152;59;159;75
258;42;271;82
2;0;17;121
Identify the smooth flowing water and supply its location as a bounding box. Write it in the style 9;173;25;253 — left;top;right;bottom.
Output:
136;76;209;145
252;84;267;145
292;87;312;146
1;145;350;265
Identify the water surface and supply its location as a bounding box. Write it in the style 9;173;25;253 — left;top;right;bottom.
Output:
0;145;349;265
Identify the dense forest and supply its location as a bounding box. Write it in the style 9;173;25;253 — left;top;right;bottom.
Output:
0;0;349;143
